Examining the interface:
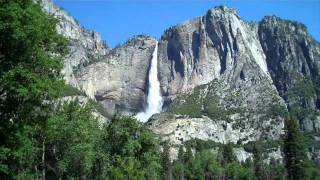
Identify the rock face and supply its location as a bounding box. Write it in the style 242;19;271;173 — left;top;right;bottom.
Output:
153;6;285;153
75;36;157;117
41;0;157;118
151;6;319;161
259;16;320;133
41;0;109;87
158;6;270;100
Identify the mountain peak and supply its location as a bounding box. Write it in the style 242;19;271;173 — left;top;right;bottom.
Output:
261;15;308;30
260;15;310;39
205;5;241;22
207;5;238;16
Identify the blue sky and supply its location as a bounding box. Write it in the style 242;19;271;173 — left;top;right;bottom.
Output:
54;0;320;47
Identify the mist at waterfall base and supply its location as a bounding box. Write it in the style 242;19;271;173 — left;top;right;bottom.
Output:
135;43;163;123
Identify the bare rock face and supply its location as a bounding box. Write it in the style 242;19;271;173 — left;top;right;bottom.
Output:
150;6;320;161
158;6;271;102
154;5;285;142
41;0;109;87
258;17;320;161
75;36;157;117
258;16;320;133
41;0;158;118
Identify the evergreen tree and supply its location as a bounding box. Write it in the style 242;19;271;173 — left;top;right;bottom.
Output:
227;161;255;180
177;145;185;180
161;141;172;180
221;143;236;179
184;143;193;165
222;143;236;165
253;141;264;180
266;158;285;180
172;161;184;180
284;117;309;180
183;143;193;179
188;150;224;179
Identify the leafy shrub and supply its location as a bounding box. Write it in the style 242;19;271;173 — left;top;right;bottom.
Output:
61;84;82;96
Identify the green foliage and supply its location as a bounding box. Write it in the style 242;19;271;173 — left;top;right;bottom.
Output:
282;116;320;180
94;101;109;117
0;0;68;178
203;95;229;120
227;161;255;180
222;143;236;165
103;114;162;179
60;84;82;97
45;100;106;179
186;138;221;152
172;161;184;180
243;140;283;153
182;149;224;180
11;125;41;179
161;141;172;180
267;104;288;117
290;106;319;122
171;142;257;180
284;117;310;180
0;2;163;178
252;142;264;180
173;139;291;180
0;0;68;124
266;158;286;180
169;86;204;118
169;82;246;122
286;77;316;98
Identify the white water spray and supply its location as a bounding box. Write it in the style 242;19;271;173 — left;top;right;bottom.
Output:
135;42;163;122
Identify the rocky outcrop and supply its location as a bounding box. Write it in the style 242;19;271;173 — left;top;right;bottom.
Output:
151;6;285;153
75;36;157;117
149;113;283;146
258;16;320;132
41;0;109;87
150;6;319;161
257;17;320;162
158;6;271;102
41;0;158;118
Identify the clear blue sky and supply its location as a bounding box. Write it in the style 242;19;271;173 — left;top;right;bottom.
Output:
54;0;320;47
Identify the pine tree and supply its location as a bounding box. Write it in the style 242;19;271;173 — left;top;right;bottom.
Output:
222;143;236;165
183;143;193;179
253;141;264;180
221;143;236;179
177;145;185;180
284;117;309;180
184;143;193;164
161;141;172;180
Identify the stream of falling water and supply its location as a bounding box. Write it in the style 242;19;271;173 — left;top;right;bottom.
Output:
135;42;163;122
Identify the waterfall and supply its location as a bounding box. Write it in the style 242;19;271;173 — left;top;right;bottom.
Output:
135;42;163;122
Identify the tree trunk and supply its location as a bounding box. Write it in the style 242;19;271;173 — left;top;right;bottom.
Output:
42;139;46;180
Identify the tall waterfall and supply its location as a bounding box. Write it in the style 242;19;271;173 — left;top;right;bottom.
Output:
136;42;163;122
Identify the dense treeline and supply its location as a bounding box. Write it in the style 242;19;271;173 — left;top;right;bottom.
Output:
0;0;319;179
